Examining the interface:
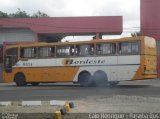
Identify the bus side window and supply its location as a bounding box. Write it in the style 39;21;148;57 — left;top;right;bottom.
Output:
89;45;94;55
75;44;94;56
70;46;75;56
118;41;139;55
20;48;24;58
119;42;130;54
6;48;18;65
118;43;122;54
32;47;37;58
21;47;37;58
38;47;51;58
96;43;116;55
131;41;139;54
50;47;55;57
75;45;80;56
96;44;102;55
56;45;74;57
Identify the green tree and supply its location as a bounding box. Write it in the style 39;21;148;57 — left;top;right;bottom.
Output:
0;9;49;18
9;8;30;18
32;10;48;18
0;11;9;18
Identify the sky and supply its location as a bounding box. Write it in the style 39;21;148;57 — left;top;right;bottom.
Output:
0;0;140;41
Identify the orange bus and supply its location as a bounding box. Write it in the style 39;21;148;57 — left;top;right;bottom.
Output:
2;36;157;86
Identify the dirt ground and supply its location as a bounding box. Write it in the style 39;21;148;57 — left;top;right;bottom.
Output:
1;80;160;119
1;95;160;119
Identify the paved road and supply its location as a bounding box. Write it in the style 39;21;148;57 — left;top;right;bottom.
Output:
0;79;160;101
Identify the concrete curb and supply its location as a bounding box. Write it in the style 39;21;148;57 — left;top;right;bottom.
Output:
0;100;66;106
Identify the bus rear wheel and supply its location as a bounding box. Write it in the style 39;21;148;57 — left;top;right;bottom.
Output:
14;73;26;86
78;72;94;87
93;70;108;87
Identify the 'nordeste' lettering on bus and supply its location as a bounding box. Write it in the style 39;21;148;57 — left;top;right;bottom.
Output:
63;59;105;65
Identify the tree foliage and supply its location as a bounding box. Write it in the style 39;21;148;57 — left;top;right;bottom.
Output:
32;11;48;18
9;8;29;18
0;8;49;18
0;11;9;18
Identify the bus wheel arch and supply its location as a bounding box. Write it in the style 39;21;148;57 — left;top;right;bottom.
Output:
14;72;27;86
78;71;94;87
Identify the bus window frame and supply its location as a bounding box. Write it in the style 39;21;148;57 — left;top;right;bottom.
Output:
117;40;140;55
75;43;95;57
18;40;141;60
56;45;75;58
96;43;117;56
37;46;56;58
20;47;38;59
6;48;18;56
5;48;18;66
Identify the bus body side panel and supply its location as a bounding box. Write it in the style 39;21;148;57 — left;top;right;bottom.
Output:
3;67;80;83
73;55;140;82
3;71;14;83
73;65;140;82
3;56;141;83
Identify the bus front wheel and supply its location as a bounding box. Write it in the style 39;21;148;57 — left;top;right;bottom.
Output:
14;73;26;86
78;72;93;87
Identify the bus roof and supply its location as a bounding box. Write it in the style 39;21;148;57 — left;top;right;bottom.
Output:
5;36;147;49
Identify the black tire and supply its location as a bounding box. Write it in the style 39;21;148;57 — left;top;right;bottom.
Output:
31;82;39;86
78;72;94;87
93;70;108;87
14;73;26;86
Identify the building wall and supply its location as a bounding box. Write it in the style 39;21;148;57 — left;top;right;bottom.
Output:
0;28;35;44
141;0;160;77
141;0;160;40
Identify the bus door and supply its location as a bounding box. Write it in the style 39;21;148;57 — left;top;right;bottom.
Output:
4;56;12;73
4;48;18;73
